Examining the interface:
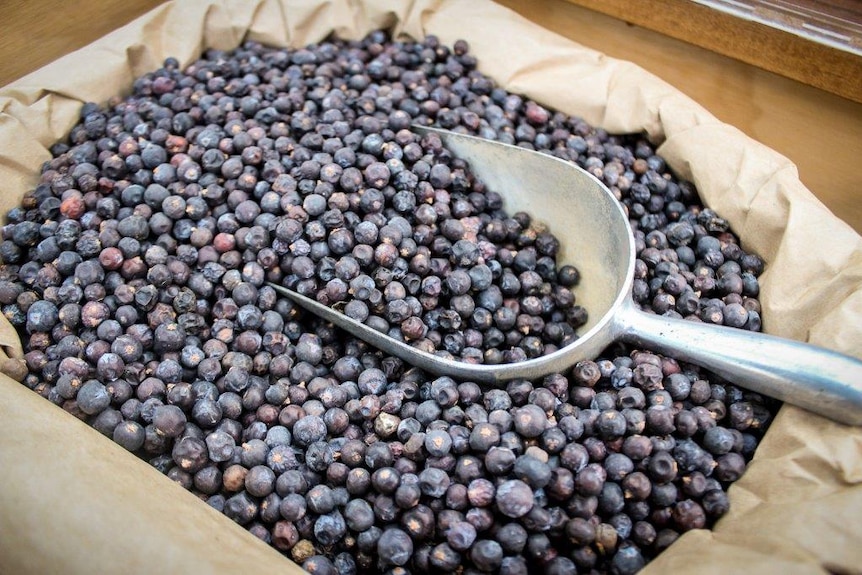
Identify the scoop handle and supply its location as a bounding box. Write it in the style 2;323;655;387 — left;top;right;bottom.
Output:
614;298;862;425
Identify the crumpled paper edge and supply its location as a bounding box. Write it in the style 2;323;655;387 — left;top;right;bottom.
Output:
1;0;860;573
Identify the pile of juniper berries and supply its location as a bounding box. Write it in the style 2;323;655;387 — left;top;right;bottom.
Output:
0;30;776;575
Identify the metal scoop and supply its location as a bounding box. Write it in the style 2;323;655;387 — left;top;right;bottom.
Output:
269;125;862;425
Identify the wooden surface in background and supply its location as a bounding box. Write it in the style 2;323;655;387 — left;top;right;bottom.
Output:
563;0;862;103
0;0;166;86
1;0;860;233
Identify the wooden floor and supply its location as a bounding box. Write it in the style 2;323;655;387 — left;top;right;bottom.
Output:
2;0;860;233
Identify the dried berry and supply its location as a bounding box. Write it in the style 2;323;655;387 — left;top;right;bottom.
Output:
495;479;534;518
377;528;413;567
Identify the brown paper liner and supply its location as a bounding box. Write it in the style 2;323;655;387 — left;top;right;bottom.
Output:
1;1;860;573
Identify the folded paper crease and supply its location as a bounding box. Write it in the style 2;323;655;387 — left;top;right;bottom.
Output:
1;0;860;573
